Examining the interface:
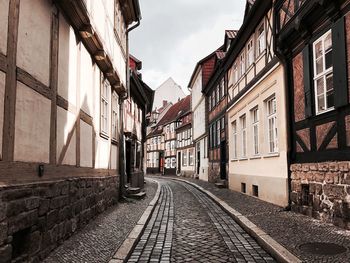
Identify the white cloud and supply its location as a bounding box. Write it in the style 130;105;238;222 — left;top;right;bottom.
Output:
130;0;246;90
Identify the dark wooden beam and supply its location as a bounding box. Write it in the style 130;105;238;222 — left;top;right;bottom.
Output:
2;0;20;161
49;6;60;165
0;53;6;73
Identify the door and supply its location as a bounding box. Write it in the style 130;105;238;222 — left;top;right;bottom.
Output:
159;151;164;174
126;141;132;183
177;152;181;174
220;140;227;180
197;149;200;175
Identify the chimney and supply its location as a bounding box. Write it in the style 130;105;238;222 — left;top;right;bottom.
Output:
163;100;168;107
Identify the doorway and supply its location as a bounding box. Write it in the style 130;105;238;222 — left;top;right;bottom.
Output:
220;140;227;180
177;151;181;174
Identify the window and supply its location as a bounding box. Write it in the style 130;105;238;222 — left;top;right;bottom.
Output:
252;107;259;155
171;157;176;168
171;141;175;151
217;120;221;146
170;123;175;133
166;142;170;151
241;115;247;157
232;121;237;159
241;183;246;193
189;149;194;166
112;92;118;140
252;185;259;197
313;30;334;114
211;92;215;109
233;63;238;84
183;150;187;166
257;23;265;55
101;78;110;135
221;117;225;131
267;97;278;153
239;52;245;77
216;86;220;104
209;95;212;110
247;39;254;67
221;78;225;98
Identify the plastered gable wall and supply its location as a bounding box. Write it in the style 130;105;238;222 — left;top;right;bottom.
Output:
56;107;76;166
58;14;77;106
0;72;5;160
14;82;51;163
80;45;94;116
17;0;51;86
0;0;9;55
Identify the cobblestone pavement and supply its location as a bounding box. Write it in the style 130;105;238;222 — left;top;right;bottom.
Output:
158;176;350;263
44;181;157;263
128;178;275;262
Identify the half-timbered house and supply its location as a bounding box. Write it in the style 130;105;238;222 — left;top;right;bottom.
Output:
0;0;141;260
275;0;350;228
226;0;289;206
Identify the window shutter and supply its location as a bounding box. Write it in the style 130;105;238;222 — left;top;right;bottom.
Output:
302;45;313;118
332;17;348;108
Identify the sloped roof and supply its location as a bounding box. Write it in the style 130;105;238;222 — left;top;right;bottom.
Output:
157;95;191;126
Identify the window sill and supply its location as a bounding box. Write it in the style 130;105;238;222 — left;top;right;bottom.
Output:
256;50;266;62
239;157;248;161
111;139;119;146
264;153;280;158
249;155;262;160
315;107;335;116
230;159;238;162
100;132;109;140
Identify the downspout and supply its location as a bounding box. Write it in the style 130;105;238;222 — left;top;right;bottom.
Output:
119;18;140;199
273;8;292;210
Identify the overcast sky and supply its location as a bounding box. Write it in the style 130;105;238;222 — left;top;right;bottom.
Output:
129;0;246;92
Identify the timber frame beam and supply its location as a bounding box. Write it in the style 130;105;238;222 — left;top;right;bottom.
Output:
54;0;125;95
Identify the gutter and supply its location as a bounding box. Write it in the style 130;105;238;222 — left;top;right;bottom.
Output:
119;18;141;199
273;8;292;210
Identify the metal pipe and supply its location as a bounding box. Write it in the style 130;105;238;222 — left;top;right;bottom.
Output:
119;18;141;199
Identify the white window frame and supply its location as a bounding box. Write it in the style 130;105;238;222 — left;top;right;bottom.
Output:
189;149;194;166
101;78;110;136
266;97;278;153
233;63;238;84
312;30;334;115
232;121;237;159
239;52;246;78
257;22;266;56
251;107;259;155
247;38;254;68
111;91;118;140
183;150;188;166
240;115;247;158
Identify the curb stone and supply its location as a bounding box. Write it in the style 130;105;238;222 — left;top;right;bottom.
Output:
109;178;161;263
172;178;302;263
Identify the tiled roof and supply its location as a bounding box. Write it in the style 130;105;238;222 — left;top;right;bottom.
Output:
157;95;191;126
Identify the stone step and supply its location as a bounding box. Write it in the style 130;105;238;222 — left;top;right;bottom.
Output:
127;191;146;200
127;187;141;195
215;180;227;189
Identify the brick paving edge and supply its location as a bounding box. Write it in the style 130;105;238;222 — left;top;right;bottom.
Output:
109;179;161;263
172;178;302;263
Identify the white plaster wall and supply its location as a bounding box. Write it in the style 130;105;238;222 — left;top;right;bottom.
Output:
111;144;118;170
14;82;51;163
56;107;76;165
17;0;51;86
153;78;186;110
80;45;93;116
0;0;9;55
193;99;206;140
80;120;93;168
95;139;111;169
0;72;5;160
58;15;77;106
191;70;202;109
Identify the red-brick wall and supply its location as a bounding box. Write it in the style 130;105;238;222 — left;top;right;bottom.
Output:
293;53;305;122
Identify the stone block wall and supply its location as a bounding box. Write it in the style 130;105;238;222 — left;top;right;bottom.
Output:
0;176;118;262
290;162;350;229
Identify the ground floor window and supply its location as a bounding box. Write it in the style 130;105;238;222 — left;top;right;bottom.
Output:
189;149;194;166
182;150;188;166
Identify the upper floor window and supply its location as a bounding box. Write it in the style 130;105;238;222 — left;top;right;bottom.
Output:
267;97;278;153
112;91;118;140
221;78;225;98
239;52;246;77
216;86;220;104
313;30;334;114
232;121;237;159
251;107;259;155
257;23;266;55
247;39;254;67
240;115;247;157
101;78;110;136
233;63;238;84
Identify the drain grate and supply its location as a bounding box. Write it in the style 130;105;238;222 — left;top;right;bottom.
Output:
299;242;347;256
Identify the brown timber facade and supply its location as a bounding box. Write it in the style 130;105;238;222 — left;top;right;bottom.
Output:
275;0;350;229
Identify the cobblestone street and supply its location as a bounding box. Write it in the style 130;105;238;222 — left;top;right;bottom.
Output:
128;178;275;262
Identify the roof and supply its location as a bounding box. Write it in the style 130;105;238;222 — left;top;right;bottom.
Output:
157;95;191;126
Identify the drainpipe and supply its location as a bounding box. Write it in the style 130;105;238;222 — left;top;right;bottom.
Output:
273;9;292;211
119;18;140;199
